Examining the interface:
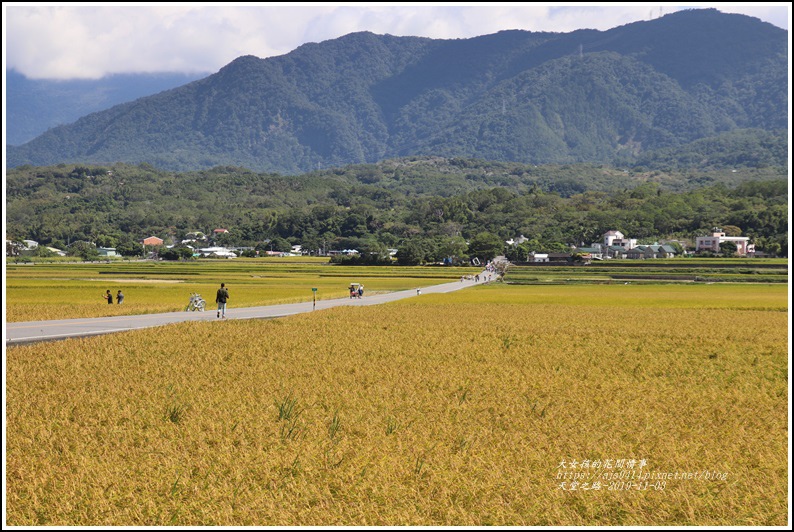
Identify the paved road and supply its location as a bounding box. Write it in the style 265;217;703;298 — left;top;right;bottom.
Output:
6;274;488;346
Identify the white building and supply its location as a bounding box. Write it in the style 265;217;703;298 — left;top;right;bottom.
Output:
696;228;754;255
198;246;237;258
603;230;636;251
506;235;529;246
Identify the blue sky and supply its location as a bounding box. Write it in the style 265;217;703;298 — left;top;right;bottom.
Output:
3;2;791;79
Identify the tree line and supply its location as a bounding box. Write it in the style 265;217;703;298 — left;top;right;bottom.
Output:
6;159;788;263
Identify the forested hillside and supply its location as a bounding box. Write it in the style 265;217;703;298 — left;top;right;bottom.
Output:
7;158;788;259
5;69;210;146
7;9;787;174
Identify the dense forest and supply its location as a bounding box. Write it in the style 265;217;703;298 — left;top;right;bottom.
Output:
7;9;787;174
6;157;788;261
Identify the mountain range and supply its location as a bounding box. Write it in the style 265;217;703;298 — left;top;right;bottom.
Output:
6;8;788;175
5;70;210;146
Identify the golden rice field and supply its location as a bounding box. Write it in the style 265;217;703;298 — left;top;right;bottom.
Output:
5;258;478;322
5;282;788;526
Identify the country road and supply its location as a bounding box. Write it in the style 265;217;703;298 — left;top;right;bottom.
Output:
6;273;489;346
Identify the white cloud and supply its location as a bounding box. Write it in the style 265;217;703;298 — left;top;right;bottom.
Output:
3;3;790;79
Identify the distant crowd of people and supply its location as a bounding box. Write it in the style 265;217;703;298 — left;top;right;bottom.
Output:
460;261;497;283
460;273;493;282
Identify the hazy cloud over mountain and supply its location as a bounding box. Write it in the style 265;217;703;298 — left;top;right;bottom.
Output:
5;3;790;79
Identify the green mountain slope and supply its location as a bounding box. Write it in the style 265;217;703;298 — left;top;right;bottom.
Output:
7;9;787;174
6;70;211;146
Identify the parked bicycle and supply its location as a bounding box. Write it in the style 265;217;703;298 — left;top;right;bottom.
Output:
185;293;206;312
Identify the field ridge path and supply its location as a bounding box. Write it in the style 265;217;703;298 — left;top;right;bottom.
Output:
6;271;489;345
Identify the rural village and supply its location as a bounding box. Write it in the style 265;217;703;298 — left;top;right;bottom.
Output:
6;227;759;263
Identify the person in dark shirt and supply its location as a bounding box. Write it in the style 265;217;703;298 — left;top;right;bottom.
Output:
103;290;113;304
216;283;229;318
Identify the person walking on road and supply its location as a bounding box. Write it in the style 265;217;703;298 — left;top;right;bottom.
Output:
216;283;230;318
103;290;113;304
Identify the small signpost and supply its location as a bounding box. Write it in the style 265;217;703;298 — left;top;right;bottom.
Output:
312;287;317;310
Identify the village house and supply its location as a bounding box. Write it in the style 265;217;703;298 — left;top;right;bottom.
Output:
7;239;66;257
603;230;637;251
527;252;549;263
547;252;573;262
626;244;677;259
6;240;29;256
199;246;237;258
574;246;604;260
142;236;164;247
97;247;118;257
596;231;680;259
605;245;628;259
571;231;638;260
576;231;637;260
695;228;754;256
183;231;207;243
